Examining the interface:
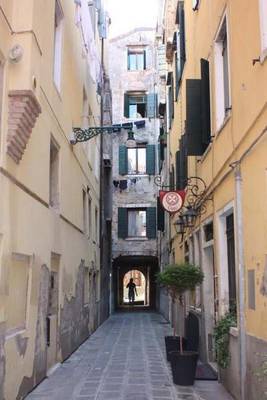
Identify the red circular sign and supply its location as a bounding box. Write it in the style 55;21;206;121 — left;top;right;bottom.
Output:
162;191;184;213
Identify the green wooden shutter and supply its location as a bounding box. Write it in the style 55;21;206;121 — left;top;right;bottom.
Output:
124;93;129;118
119;145;128;175
178;2;186;65
186;79;204;156
118;208;128;238
158;143;161;172
146;207;156;238
143;49;146;70
147;93;157;118
146;144;155;175
201;59;211;148
157;197;165;232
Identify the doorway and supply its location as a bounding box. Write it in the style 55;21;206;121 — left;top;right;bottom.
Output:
123;270;146;305
47;253;60;372
112;256;158;310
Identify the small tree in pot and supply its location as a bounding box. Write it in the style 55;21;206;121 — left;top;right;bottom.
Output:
157;263;204;385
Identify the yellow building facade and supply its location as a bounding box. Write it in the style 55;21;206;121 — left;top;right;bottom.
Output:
0;0;110;398
164;0;267;399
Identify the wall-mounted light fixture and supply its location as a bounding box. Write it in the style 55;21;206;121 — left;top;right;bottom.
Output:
126;131;136;148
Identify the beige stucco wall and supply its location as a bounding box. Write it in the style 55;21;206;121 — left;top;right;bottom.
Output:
165;0;267;398
0;0;106;398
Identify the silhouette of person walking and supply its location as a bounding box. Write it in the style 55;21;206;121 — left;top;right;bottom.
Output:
126;278;138;304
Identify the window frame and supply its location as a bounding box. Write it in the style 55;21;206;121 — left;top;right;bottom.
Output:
125;92;147;118
49;136;60;211
127;208;147;238
127;146;146;175
53;0;64;92
214;14;231;132
127;47;146;71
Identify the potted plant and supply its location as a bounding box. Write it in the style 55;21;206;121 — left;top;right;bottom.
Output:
157;263;204;385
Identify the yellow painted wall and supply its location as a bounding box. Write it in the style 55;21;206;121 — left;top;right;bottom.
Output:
0;0;103;398
167;0;267;342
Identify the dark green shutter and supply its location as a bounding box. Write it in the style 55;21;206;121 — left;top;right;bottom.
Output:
178;2;186;66
147;93;157;118
175;150;181;190
158;143;161;172
157;197;165;232
119;145;127;175
175;53;179;101
146;207;156;238
186;79;204;156
118;208;128;238
127;49;130;70
144;49;146;70
146;144;155;175
124;93;129;118
201;59;211;147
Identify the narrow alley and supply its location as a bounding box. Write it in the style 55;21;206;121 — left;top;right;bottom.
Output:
26;312;233;400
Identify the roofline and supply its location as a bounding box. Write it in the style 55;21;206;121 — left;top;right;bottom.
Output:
109;27;155;43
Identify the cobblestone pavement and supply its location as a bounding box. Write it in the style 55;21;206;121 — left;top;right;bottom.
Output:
26;312;233;400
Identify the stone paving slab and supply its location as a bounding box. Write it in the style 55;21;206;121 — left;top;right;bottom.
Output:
25;312;233;400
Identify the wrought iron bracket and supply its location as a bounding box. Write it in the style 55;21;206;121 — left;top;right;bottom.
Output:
71;126;116;144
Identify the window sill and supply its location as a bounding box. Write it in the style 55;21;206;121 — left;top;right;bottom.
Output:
126;173;149;177
125;237;148;241
214;112;232;138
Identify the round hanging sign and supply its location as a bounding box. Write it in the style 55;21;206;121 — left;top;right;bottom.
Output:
160;190;185;214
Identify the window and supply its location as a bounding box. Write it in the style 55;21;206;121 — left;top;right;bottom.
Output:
124;92;146;118
128;209;146;237
127;47;146;71
127;147;146;174
95;207;98;242
226;213;236;313
259;0;267;59
49;137;60;209
82;189;87;233
53;0;64;90
84;267;90;305
217;205;236;315
118;207;156;239
94;137;100;179
119;144;155;175
88;197;92;238
203;222;213;242
214;16;231;129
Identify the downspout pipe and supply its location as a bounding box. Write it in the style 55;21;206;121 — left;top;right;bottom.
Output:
232;162;246;400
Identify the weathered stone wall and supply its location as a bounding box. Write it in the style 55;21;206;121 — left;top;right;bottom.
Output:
109;28;159;261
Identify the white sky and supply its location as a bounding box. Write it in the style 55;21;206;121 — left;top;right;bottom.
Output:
106;0;161;38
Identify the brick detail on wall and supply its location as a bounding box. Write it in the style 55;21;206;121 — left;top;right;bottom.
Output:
7;90;41;164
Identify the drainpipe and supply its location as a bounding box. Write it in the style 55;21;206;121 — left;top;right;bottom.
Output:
99;37;104;323
233;162;246;400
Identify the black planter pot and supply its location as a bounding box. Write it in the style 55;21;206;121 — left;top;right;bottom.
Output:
165;336;186;362
170;351;198;386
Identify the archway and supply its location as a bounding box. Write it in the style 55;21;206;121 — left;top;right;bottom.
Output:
123;270;146;305
112;255;158;310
